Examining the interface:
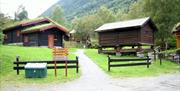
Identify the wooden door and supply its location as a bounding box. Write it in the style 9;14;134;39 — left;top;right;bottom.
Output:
48;34;54;48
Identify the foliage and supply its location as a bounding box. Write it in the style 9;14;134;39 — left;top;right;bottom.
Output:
0;13;14;45
22;23;54;32
15;5;28;21
0;46;79;86
72;6;116;47
50;5;66;26
84;49;180;77
72;0;179;50
117;0;180;50
0;28;3;45
161;48;180;54
42;0;136;21
64;41;84;48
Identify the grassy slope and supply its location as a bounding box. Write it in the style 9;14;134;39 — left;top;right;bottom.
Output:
0;46;80;86
84;49;180;77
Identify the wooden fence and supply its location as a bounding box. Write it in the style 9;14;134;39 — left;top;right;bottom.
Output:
108;55;151;71
13;56;79;77
53;48;68;57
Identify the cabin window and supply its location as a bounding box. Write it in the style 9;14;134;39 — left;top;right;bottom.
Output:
24;36;28;42
4;34;8;39
16;30;20;37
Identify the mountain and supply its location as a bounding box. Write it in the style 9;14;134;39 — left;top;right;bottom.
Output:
41;0;137;21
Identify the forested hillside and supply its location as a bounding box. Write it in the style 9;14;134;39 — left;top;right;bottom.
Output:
41;0;179;50
42;0;137;20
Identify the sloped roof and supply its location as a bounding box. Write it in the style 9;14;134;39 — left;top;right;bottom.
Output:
21;23;69;34
70;29;76;34
3;17;69;35
172;23;180;33
95;17;157;32
3;17;50;31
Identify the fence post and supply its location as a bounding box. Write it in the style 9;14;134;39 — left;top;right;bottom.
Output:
108;55;110;71
160;56;162;65
54;60;57;77
159;53;163;65
147;56;149;68
65;60;68;77
16;56;20;75
178;54;180;64
76;56;79;73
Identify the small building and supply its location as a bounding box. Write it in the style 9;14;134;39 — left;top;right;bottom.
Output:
172;23;180;48
3;17;69;48
69;29;76;41
95;17;158;54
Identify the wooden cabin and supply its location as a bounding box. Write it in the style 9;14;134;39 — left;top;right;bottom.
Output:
172;23;180;48
3;17;69;48
69;29;76;41
95;17;158;54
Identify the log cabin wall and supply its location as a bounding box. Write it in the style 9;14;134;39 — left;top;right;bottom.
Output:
38;31;48;46
98;28;141;47
117;29;140;45
3;20;50;44
38;29;63;47
22;28;64;47
140;23;154;44
23;33;39;46
4;29;22;44
98;31;118;47
4;30;13;43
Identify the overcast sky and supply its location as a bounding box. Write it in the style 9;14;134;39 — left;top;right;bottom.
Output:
0;0;59;19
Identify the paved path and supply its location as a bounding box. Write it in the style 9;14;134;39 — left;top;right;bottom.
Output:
1;50;180;91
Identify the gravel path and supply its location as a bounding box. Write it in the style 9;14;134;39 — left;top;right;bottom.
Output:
1;50;180;91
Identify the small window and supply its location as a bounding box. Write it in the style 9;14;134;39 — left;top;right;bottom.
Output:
24;36;28;42
16;30;20;37
4;34;8;39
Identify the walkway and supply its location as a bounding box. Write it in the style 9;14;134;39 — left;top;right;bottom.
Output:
1;50;180;91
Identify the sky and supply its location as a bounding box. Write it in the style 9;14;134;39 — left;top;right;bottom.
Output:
0;0;59;19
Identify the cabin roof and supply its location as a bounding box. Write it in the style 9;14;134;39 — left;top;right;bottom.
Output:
3;17;69;35
172;23;180;33
70;29;76;34
21;23;69;34
95;17;157;32
3;17;50;31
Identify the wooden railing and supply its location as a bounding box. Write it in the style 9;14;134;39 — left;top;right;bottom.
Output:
13;56;79;77
108;55;151;71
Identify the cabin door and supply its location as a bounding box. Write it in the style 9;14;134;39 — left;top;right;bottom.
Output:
48;34;54;48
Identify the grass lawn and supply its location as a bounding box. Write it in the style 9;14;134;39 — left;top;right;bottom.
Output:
84;49;180;77
0;45;80;86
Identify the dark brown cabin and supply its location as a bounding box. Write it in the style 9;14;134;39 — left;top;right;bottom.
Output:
95;17;158;54
3;17;69;48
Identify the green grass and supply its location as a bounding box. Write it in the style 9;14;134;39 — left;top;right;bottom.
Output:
0;45;80;86
161;48;180;54
84;49;180;77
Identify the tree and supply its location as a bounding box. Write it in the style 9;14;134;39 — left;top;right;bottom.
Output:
143;0;180;50
0;13;14;45
15;5;28;21
96;6;116;24
72;6;116;47
116;0;180;50
51;5;66;26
